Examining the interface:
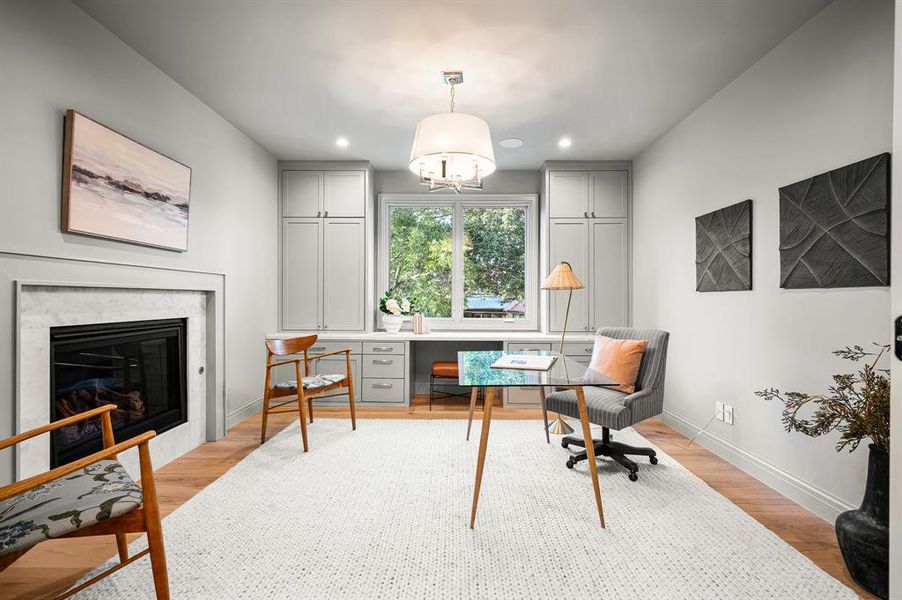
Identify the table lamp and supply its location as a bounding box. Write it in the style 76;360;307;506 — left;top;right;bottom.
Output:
541;261;584;435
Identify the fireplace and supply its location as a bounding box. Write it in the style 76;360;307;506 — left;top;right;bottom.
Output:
50;318;187;468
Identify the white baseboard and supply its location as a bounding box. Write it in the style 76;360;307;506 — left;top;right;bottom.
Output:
226;396;263;430
660;409;853;524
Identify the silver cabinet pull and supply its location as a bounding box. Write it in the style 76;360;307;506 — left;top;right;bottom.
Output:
372;346;393;352
583;211;589;218
585;348;593;353
371;359;393;365
310;346;325;352
591;211;596;217
316;211;321;217
372;383;393;389
324;210;329;217
521;348;542;352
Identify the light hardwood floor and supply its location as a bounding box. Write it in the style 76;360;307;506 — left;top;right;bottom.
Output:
0;396;871;599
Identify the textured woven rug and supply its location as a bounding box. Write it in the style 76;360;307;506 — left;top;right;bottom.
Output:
74;419;855;599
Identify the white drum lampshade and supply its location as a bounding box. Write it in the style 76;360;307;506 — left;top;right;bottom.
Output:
408;112;496;190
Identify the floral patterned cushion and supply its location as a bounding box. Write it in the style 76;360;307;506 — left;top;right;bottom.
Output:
0;460;142;556
274;374;346;391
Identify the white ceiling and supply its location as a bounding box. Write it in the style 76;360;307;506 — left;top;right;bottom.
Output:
75;0;831;169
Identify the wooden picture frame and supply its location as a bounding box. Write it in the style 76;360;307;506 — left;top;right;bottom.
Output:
62;109;192;252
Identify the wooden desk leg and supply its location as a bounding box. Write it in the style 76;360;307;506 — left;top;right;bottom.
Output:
469;386;495;529
466;387;479;441
575;386;606;528
539;386;550;444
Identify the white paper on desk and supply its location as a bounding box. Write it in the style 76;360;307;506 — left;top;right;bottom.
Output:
491;353;557;371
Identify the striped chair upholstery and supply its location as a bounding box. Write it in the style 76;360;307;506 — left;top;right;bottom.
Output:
546;327;670;430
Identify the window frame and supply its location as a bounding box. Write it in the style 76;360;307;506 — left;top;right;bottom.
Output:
377;193;538;331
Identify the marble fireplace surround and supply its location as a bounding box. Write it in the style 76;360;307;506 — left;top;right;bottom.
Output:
15;282;220;480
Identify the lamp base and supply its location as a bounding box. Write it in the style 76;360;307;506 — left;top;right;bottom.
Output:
547;417;574;435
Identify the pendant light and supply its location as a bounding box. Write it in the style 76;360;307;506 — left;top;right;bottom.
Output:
408;71;496;193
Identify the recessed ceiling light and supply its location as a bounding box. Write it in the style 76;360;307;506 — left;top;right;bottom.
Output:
499;137;524;149
558;137;572;148
335;137;349;148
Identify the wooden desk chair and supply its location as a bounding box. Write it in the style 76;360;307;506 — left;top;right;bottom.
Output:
261;335;357;451
0;404;169;599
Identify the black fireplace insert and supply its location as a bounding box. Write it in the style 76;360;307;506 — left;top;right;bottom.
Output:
50;318;187;468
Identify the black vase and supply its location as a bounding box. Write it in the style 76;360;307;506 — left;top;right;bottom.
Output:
835;443;889;599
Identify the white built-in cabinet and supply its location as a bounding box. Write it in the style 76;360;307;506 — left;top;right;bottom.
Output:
280;163;372;332
322;219;365;331
544;165;630;332
282;169;366;218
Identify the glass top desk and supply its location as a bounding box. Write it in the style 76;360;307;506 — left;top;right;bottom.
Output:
457;351;619;529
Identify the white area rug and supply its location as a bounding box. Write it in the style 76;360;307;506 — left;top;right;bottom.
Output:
74;419;855;599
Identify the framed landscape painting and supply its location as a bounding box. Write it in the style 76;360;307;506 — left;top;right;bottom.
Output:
62;110;191;252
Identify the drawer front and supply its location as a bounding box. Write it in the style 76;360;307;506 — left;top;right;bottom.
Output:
307;341;362;355
361;378;405;403
363;341;405;355
506;342;552;354
566;355;591;368
506;386;544;407
562;342;595;356
362;355;405;379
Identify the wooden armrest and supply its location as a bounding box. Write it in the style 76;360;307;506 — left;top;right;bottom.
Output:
0;404;117;452
306;349;351;360
265;358;304;370
0;431;156;502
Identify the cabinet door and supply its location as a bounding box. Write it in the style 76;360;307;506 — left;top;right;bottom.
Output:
590;220;628;328
322;218;365;331
548;220;589;333
282;219;322;329
313;355;361;403
548;171;589;218
590;171;628;218
282;171;323;217
323;171;365;217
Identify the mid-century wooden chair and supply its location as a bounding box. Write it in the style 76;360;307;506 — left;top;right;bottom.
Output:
0;404;169;599
261;335;357;450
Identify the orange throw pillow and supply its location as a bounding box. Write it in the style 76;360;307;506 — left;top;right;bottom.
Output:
588;335;647;394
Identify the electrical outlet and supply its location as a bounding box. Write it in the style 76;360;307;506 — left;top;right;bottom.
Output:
715;401;725;422
723;404;734;425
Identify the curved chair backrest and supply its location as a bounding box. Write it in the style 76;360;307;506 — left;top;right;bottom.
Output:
265;335;318;357
598;327;669;395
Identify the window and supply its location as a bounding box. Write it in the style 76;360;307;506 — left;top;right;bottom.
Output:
380;195;537;329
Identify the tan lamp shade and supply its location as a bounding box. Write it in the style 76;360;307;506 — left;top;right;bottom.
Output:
542;261;584;290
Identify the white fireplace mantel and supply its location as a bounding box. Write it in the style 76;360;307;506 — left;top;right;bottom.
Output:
15;283;213;480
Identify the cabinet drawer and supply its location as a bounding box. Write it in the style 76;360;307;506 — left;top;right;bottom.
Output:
361;378;405;403
362;356;405;379
306;341;362;355
566;355;591;368
562;342;595;356
506;386;544;407
506;342;552;354
363;341;405;355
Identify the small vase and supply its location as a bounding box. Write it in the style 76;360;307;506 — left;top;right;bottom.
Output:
382;314;403;334
835;443;889;599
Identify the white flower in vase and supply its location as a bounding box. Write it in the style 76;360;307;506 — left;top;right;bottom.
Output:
385;299;401;315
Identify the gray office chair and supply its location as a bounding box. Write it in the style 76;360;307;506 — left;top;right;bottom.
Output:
545;327;669;482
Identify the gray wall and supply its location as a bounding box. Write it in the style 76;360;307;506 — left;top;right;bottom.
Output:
0;0;279;469
375;170;540;195
632;0;892;521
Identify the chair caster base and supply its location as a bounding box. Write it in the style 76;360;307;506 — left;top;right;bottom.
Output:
561;427;659;481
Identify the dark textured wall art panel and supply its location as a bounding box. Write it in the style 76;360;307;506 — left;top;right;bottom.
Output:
779;153;889;289
696;199;752;292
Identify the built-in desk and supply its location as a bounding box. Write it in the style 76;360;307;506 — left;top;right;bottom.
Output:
266;331;596;407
